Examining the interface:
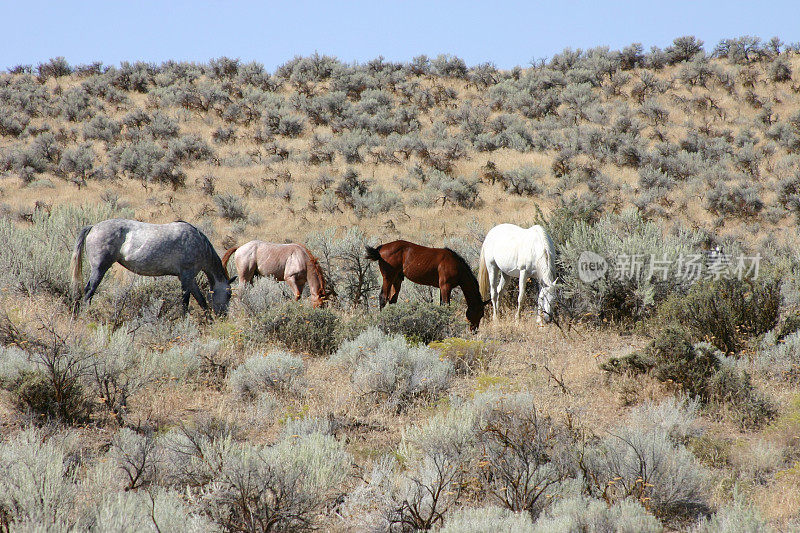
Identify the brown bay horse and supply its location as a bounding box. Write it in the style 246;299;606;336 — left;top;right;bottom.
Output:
365;240;487;331
222;241;329;307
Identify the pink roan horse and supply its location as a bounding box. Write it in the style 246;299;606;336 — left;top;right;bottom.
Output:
222;241;329;307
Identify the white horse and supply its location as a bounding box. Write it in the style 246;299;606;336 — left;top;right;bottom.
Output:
478;223;557;324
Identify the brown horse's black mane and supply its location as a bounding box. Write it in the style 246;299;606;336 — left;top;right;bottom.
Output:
445;248;481;294
445;247;472;273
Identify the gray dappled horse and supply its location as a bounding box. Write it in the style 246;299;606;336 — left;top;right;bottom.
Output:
70;219;236;315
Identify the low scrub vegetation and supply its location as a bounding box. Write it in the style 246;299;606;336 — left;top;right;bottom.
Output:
332;328;453;410
376;301;465;343
247;301;346;355
2;35;800;531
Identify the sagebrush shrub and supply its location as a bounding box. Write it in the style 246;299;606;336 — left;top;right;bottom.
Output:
213;193;248;220
0;107;30;137
249;302;343;355
0;427;80;528
108;139;184;187
228;350;304;399
58;143;96;182
86;326;154;423
532;495;663;533
93;488;214;533
306;227;379;308
377;301;464;344
110;428;159;491
59;87;96;122
691;497;768;533
0;318;94;424
657;276;781;354
334;328;453;409
236;276;292;316
627;396;702;444
768;57;792;82
476;392;572;518
583;421;709;523
558;208;705;323
37;56;72;79
194;432;351;532
440;506;534;532
168;134;213;162
391;404;479;528
602;329;775;429
83;114;121;143
754;330;800;382
706;181;764;218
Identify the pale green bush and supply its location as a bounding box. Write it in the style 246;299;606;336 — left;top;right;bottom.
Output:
228;350;305;399
532;494;662;533
156;339;221;381
201;433;351;532
439;506;534;532
627;396;702;444
93;489;214;533
334;328;453;409
583;422;709;522
237;275;292;316
754;330;800;381
691;497;770;533
558;208;704;322
110;428;159;491
0;427;81;528
88;326;155;423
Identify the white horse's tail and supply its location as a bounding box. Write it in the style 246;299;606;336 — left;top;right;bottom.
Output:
70;225;92;297
478;244;490;300
536;225;557;286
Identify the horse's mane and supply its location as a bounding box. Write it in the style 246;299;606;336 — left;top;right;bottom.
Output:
445;247;481;291
300;245;327;295
175;220;228;279
221;246;238;271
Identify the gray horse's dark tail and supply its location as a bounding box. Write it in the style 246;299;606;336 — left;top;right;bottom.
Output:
70;225;92;297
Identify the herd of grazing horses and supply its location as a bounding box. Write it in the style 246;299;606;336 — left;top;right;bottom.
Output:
70;218;559;330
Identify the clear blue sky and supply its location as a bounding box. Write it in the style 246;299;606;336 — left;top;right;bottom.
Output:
3;1;799;71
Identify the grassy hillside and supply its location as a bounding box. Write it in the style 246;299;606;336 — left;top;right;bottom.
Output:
2;35;800;531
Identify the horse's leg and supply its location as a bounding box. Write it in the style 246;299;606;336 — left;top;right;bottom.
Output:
240;260;257;286
516;270;528;320
439;283;452;305
488;264;503;320
378;262;395;309
189;279;209;311
83;260;113;304
179;274;192;313
388;275;403;305
180;272;208;314
286;276;302;300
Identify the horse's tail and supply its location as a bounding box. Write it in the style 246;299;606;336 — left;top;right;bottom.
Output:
70;225;92;297
478;243;490;300
539;226;557;285
364;244;382;261
221;246;238;272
